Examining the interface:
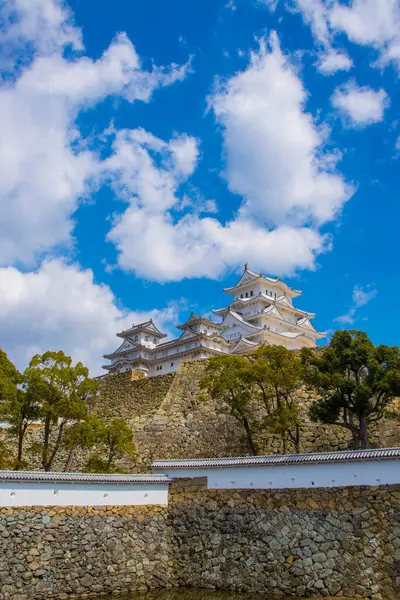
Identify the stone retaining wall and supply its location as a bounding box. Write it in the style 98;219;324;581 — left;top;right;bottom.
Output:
97;360;400;470
1;484;399;599
169;482;400;599
0;505;171;599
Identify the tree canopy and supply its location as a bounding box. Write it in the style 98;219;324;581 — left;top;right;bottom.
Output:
246;345;303;453
24;351;99;471
84;418;136;473
302;330;400;448
201;354;259;455
0;349;20;403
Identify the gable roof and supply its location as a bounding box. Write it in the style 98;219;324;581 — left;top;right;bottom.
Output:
220;309;263;332
103;338;139;359
230;337;259;354
177;312;223;331
117;319;167;339
262;304;285;320
223;265;301;297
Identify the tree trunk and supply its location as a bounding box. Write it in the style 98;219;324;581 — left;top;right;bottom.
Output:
106;448;115;471
46;422;65;472
281;432;287;454
15;426;25;469
294;424;300;453
64;447;75;472
359;414;369;449
242;416;258;456
42;416;51;470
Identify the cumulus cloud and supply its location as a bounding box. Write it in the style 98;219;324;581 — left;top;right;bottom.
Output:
259;0;353;74
106;33;350;282
335;284;377;324
0;260;181;375
210;33;352;227
331;82;390;126
330;0;400;71
0;0;189;266
109;210;327;282
260;0;400;73
317;50;353;74
0;0;83;58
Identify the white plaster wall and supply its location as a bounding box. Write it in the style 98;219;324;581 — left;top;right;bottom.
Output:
154;459;400;490
0;482;169;507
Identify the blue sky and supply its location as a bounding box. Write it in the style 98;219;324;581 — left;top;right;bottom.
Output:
0;0;399;374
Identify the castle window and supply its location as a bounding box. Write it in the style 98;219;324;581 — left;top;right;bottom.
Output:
171;362;174;367
145;336;149;341
153;338;156;344
250;290;253;296
134;335;138;341
245;292;248;298
240;294;243;298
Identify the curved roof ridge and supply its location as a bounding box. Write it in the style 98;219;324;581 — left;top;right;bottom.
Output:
152;447;400;469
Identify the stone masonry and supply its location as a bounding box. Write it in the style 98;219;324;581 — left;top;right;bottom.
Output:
96;360;400;471
169;481;400;599
0;483;399;599
0;505;171;599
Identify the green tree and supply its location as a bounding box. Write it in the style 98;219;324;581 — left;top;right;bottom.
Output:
201;355;258;455
245;345;303;453
0;388;40;468
0;349;20;403
84;418;136;473
24;351;99;471
302;330;400;449
63;415;105;472
0;350;39;468
0;441;12;469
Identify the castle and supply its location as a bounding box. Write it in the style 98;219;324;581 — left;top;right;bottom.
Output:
103;265;326;377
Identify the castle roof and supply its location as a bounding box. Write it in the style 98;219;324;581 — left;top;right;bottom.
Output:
223;265;301;298
117;319;167;339
177;312;223;331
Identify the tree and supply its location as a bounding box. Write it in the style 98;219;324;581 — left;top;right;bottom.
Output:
201;355;259;455
84;418;136;473
302;330;400;449
24;351;99;471
245;345;304;453
0;388;40;468
0;441;12;469
0;349;20;403
0;350;39;468
63;415;105;472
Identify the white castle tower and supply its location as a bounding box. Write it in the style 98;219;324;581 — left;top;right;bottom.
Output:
103;265;326;377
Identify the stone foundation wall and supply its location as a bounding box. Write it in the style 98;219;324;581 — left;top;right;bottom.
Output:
0;505;171;599
0;484;399;599
169;482;400;599
97;360;400;470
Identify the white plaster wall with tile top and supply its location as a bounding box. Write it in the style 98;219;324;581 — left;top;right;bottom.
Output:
152;447;400;490
0;472;171;507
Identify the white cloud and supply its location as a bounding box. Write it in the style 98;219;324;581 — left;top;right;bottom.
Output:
352;285;378;307
317;50;353;74
105;34;350;282
260;0;400;73
259;0;353;74
0;0;189;266
0;260;181;375
109;209;328;282
331;82;390;126
1;0;82;58
209;33;352;227
330;0;400;70
335;284;377;324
